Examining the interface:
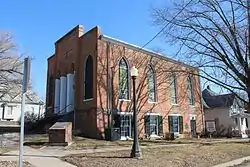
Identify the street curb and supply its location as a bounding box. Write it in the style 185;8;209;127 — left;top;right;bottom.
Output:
212;156;250;167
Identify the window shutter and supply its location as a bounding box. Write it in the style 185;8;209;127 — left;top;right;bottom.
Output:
113;114;121;128
158;115;163;136
144;115;150;136
168;116;173;133
179;116;183;134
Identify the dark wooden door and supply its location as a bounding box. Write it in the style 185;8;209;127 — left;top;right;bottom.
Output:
190;120;197;137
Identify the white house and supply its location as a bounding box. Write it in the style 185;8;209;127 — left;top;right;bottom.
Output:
202;86;249;138
0;88;45;122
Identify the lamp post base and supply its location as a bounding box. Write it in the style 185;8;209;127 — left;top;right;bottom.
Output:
130;151;142;159
130;142;142;159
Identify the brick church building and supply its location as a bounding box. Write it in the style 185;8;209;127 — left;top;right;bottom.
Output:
46;25;204;139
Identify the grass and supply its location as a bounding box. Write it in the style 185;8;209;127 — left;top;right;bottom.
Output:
24;134;49;149
23;134;250;150
0;148;11;154
62;143;250;167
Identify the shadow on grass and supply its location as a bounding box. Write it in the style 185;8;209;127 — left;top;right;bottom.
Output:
75;155;132;159
24;141;47;146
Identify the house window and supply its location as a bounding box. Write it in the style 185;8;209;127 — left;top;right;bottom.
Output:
168;115;183;134
84;55;93;99
114;114;132;138
188;75;195;105
147;65;157;102
144;115;163;136
7;106;14;115
120;114;132;137
119;58;129;100
170;74;178;104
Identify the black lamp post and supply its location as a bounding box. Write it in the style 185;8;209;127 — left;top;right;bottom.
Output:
130;66;142;159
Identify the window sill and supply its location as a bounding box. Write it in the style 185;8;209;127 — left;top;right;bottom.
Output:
83;98;93;102
171;103;179;106
148;101;158;104
118;99;131;102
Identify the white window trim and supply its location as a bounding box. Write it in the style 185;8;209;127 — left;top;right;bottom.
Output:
169;115;182;136
146;112;161;116
189;114;196;120
169;113;182;116
117;112;133;115
148;101;158;104
83;98;93;102
145;113;163;137
118;99;131;102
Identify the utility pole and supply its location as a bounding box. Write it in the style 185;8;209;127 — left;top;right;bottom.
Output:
19;57;31;167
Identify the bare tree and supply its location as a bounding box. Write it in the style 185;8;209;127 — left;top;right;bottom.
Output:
0;32;24;100
151;0;250;110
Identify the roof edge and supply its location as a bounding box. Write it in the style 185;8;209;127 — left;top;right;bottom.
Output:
100;35;199;70
55;24;84;44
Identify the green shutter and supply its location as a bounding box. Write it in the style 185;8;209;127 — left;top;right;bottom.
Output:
113;114;121;128
179;116;183;134
144;115;150;136
158;115;163;136
168;116;173;133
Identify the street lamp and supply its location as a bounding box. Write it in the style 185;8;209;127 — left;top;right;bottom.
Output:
130;66;142;159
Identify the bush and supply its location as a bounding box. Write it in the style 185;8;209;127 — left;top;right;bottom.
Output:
24;112;39;124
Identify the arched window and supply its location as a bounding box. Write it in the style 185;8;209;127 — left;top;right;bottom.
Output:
170;74;178;104
188;75;195;105
147;65;157;102
119;58;129;99
84;55;93;99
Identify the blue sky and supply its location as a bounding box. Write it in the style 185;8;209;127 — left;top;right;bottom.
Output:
0;0;179;99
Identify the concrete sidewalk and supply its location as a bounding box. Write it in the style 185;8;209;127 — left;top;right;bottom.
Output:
0;146;76;167
212;156;250;167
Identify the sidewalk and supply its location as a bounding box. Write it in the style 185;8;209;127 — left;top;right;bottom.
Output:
0;146;76;167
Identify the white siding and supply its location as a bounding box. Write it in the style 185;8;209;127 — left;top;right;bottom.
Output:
204;107;235;128
0;102;45;121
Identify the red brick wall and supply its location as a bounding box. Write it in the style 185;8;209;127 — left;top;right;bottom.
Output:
96;39;204;137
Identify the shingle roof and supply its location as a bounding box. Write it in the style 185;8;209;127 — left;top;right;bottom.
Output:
0;84;44;104
202;86;235;109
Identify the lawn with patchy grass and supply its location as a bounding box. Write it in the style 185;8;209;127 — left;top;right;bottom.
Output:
69;136;221;149
0;148;12;154
62;143;250;167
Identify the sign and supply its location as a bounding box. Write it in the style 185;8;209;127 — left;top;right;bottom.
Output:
206;121;216;132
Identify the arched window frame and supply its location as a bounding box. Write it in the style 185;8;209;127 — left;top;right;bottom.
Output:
170;74;178;104
147;65;157;102
118;57;130;100
188;74;195;105
84;55;93;100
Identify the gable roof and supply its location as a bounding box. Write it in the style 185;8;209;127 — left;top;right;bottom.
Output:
0;85;44;104
202;86;235;109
